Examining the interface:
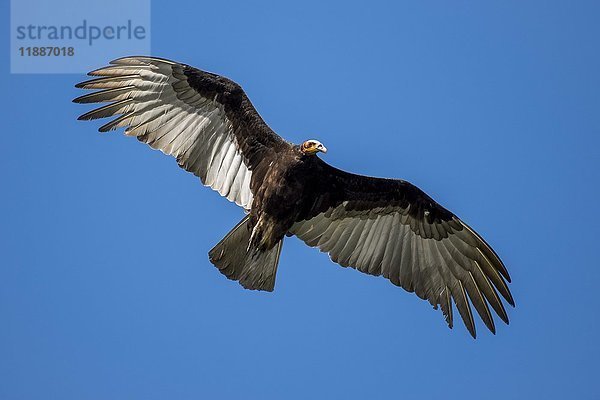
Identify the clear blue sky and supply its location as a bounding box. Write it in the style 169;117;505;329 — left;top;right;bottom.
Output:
1;1;599;399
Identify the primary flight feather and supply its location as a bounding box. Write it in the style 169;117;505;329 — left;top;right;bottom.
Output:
74;56;514;338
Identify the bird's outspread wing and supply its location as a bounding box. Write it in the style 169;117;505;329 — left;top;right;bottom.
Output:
290;158;514;338
74;56;290;210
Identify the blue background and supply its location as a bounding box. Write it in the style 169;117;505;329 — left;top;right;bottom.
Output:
1;1;599;399
10;0;150;73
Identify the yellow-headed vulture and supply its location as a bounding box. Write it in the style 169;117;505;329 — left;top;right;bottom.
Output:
74;56;514;338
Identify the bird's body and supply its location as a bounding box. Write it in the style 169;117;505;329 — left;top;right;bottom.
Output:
248;147;307;250
74;56;514;338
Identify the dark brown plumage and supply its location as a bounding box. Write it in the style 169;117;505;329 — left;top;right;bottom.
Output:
74;56;514;338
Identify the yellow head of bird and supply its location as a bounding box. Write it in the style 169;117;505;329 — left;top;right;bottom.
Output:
301;139;327;155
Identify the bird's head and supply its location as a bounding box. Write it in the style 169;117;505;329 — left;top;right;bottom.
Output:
300;139;327;155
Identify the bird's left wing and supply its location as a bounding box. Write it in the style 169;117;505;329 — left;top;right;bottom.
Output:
74;56;290;210
290;158;514;338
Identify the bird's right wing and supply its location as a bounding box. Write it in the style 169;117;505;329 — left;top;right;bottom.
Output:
74;56;291;210
290;158;514;338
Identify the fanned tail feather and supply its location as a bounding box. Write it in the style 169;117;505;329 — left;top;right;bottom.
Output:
209;216;283;291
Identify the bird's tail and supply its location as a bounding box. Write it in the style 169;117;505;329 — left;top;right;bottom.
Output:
208;216;283;291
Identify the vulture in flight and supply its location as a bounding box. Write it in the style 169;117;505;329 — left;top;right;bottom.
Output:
74;56;514;338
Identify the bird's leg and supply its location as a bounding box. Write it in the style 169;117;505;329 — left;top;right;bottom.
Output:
246;216;278;255
248;225;259;252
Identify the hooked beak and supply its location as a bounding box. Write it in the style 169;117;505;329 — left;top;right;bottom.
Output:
319;145;327;154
